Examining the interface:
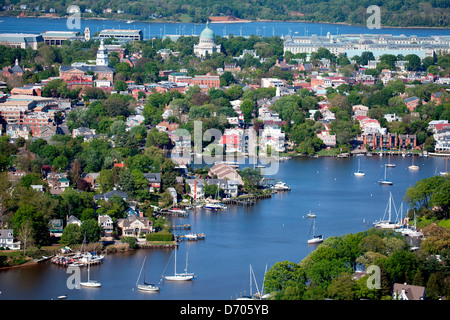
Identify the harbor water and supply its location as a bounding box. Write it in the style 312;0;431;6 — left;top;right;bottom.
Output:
0;155;446;300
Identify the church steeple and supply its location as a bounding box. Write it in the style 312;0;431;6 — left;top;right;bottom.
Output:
96;38;109;66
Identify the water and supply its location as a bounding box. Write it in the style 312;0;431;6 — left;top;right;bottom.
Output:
0;16;449;39
0;155;446;300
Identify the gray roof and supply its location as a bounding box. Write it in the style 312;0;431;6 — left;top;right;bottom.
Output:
104;190;128;199
404;96;420;103
143;173;161;183
186;178;205;186
60;65;114;73
0;229;13;239
0;33;43;43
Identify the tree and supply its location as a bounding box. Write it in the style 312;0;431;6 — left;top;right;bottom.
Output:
81;219;102;243
326;273;357;300
114;80;128;92
263;261;307;298
103;95;130;118
220;71;236;86
60;223;84;245
239;167;262;189
405;54;422;71
10;204;49;247
426;272;448;300
53;155;69;171
240;99;254;124
17;220;33;254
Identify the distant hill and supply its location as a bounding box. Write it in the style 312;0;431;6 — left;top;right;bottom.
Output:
1;0;449;28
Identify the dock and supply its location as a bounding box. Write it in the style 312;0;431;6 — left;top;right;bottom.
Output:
172;224;191;230
222;193;273;206
160;209;189;217
175;233;206;242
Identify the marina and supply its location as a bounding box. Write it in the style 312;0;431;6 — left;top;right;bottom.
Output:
0;155;447;300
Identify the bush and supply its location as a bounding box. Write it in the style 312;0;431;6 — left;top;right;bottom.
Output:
146;231;174;242
120;236;138;249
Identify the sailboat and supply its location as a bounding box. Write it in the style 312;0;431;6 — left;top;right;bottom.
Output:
307;216;323;244
164;250;195;281
354;158;365;176
203;183;227;211
386;154;395;167
408;154;419;170
440;157;449;176
236;264;262;300
373;192;401;229
379;164;393;185
136;257;160;292
306;210;316;218
80;257;101;288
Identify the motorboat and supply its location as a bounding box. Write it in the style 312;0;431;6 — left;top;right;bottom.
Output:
271;182;291;191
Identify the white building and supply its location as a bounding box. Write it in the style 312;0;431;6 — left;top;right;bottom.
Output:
96;38;109;66
193;22;221;58
0;229;20;250
186;179;205;200
260;126;285;154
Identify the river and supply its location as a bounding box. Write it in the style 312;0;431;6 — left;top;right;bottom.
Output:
0;155;447;300
0;16;449;38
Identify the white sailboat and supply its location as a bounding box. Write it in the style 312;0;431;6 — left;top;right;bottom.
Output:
203;183;227;211
354;158;365;176
80;257;101;288
307;216;323;244
237;264;261;300
379;164;393;185
386;154;395;167
373;192;401;229
164;250;195;281
306;210;316;218
136;257;160;292
408;154;419;171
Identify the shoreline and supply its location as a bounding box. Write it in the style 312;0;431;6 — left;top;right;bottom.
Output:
1;13;448;29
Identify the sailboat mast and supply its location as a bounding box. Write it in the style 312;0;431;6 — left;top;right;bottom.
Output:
174;250;177;275
388;192;392;222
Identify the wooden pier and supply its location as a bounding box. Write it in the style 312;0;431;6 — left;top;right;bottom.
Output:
160;209;189;217
222;192;273;206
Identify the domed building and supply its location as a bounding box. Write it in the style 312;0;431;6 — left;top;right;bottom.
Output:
193;21;221;58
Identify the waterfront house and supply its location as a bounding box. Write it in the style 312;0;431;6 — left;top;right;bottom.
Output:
49;219;64;237
398;134;417;149
226;180;240;198
0;229;20;250
98;214;114;237
316;131;337;148
393;283;426;300
186;178;205;200
259;126;286;154
168;187;178;205
362;132;398;150
208;163;244;185
117;214;153;238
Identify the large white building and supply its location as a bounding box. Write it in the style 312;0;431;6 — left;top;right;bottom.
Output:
284;33;450;59
193;21;221;58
